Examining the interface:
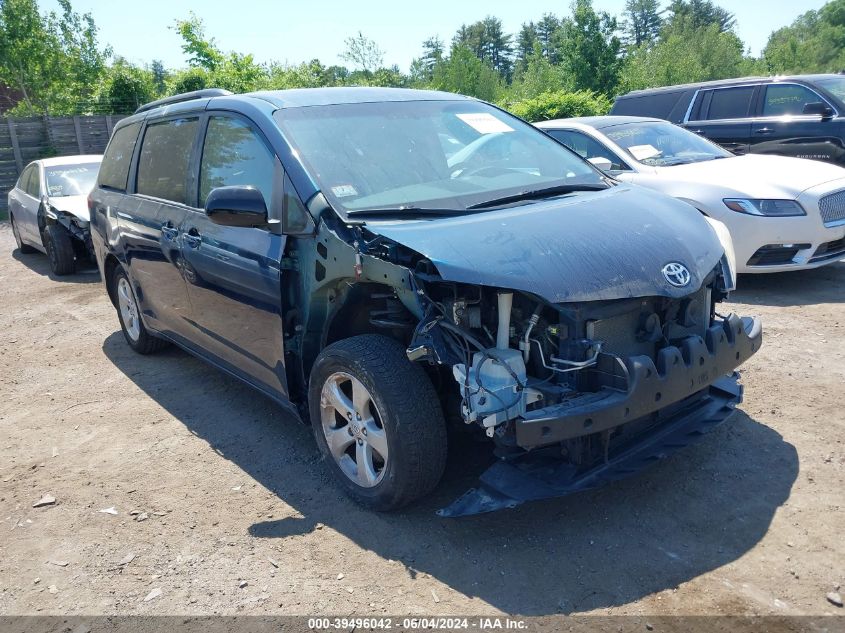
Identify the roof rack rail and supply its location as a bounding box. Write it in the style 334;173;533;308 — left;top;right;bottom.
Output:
134;88;233;114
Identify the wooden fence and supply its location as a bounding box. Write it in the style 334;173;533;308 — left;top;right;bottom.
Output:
0;115;128;213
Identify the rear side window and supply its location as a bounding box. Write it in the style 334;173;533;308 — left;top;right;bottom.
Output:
763;84;824;117
98;122;141;191
18;165;33;192
136;118;199;204
612;91;685;119
704;87;755;120
26;166;41;197
199;116;275;209
546;129;629;170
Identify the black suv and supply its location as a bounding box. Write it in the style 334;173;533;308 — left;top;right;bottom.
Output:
611;74;845;167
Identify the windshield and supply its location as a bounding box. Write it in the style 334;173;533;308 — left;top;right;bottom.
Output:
274;100;604;215
45;162;100;197
604;121;731;166
814;76;845;103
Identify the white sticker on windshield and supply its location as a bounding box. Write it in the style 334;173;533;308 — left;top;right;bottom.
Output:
456;113;515;134
627;144;661;161
332;184;358;198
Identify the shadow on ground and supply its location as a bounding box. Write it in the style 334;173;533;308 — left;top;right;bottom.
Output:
101;331;798;614
12;248;100;284
734;260;845;307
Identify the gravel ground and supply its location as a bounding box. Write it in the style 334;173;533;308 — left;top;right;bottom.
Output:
0;222;842;617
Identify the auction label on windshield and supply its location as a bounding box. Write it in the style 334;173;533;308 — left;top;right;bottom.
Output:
456;113;515;134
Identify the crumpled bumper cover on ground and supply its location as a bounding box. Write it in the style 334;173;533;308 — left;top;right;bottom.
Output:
438;313;762;518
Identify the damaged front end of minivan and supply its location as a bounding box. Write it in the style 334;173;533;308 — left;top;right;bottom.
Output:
283;185;762;517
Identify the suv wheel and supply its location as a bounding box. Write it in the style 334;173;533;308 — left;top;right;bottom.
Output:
113;266;169;354
43;224;76;275
10;214;36;254
309;334;448;511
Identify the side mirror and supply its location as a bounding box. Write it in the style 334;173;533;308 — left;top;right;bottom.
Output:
803;102;835;118
205;186;268;228
588;156;613;171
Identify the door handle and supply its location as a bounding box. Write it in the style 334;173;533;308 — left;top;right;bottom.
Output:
690;129;705;134
161;223;179;240
755;127;773;135
183;229;201;249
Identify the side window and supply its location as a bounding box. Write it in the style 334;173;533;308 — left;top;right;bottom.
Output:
705;86;755;120
18;165;33;193
282;173;313;233
199;116;274;209
763;84;825;117
546;129;629;171
98;122;141;191
27;166;41;198
136;117;199;204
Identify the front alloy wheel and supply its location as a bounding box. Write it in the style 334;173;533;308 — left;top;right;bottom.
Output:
309;334;448;511
320;372;389;487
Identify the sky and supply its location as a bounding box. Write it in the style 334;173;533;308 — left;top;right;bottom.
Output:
41;0;827;72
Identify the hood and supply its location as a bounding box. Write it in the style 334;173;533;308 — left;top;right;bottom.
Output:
654;154;845;198
368;184;724;303
47;195;89;222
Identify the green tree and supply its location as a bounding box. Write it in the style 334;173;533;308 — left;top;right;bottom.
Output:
151;59;167;95
509;41;572;99
340;31;384;73
556;0;622;96
172;14;266;93
173;13;222;70
0;0;108;114
452;16;514;79
409;36;444;83
621;0;663;50
95;57;156;113
763;1;845;73
620;23;761;92
665;0;735;33
430;44;503;101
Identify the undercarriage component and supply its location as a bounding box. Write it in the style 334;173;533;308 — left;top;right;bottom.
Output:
437;374;743;517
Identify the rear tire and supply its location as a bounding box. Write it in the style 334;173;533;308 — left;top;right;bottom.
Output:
10;214;37;254
309;334;448;511
43;224;76;275
112;266;169;354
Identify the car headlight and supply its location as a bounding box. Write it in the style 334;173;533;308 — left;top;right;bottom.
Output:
703;217;737;291
723;199;805;217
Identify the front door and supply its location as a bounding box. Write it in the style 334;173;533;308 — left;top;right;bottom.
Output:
9;165;37;242
125;115;200;340
179;113;288;397
750;83;845;164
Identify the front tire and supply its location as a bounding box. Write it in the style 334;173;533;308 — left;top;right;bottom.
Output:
43;224;76;275
10;214;37;254
112;266;169;354
309;334;448;511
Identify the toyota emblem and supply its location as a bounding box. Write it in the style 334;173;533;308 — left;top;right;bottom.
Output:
662;262;691;287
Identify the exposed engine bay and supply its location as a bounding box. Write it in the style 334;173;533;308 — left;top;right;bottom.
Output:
282;194;761;515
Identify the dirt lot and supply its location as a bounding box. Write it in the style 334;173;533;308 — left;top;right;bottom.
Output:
0;222;843;617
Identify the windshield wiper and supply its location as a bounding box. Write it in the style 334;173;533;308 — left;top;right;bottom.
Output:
346;206;467;218
467;183;609;210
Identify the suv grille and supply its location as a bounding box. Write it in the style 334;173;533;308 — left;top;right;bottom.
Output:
819;190;845;226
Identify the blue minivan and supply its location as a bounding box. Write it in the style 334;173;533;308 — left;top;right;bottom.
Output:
88;87;761;515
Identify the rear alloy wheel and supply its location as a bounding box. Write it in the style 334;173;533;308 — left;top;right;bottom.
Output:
309;334;448;511
10;215;36;254
113;266;169;354
43;224;76;275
